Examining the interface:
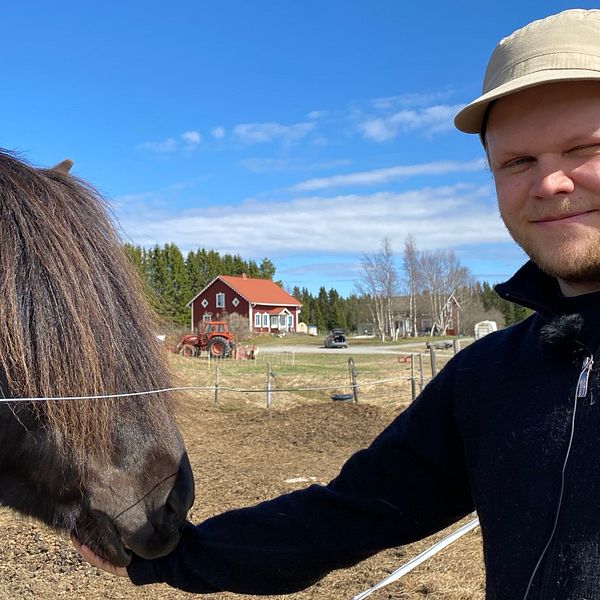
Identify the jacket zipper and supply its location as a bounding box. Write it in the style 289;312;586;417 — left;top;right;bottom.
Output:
534;354;594;599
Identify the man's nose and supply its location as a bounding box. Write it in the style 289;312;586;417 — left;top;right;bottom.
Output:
530;155;575;199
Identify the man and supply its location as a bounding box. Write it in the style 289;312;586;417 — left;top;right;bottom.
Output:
75;9;600;599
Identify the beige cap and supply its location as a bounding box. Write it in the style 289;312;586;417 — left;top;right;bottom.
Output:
454;9;600;134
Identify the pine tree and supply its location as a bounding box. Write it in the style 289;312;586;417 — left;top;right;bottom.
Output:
478;280;532;326
164;244;190;325
258;258;276;280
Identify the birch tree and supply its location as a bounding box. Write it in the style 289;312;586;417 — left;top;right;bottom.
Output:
356;238;399;341
403;234;420;337
419;249;473;335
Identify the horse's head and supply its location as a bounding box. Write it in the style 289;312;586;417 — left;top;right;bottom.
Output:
0;152;194;566
0;394;194;566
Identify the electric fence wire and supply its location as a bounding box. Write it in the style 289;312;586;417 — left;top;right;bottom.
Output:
0;375;427;402
351;517;480;600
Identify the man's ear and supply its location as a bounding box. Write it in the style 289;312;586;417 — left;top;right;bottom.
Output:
51;159;74;174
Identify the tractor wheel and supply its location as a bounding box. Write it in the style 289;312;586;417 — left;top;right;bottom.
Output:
181;344;197;358
208;337;230;358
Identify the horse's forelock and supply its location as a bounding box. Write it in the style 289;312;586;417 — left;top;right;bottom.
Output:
0;151;178;472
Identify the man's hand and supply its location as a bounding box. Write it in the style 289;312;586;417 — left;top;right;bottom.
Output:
71;534;128;577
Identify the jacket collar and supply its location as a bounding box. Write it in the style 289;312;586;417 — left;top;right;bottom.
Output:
494;261;564;318
495;260;600;319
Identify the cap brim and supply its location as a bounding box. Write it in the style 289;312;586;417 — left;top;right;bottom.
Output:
454;69;600;134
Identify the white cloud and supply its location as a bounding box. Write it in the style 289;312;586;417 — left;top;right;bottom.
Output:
136;138;178;153
118;183;509;257
371;91;455;110
239;157;352;174
233;121;315;145
291;158;485;191
238;158;293;173
181;131;201;145
211;126;226;140
359;103;465;141
137;131;203;153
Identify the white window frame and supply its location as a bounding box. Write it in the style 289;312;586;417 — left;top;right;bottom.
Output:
262;314;269;327
216;292;225;308
254;313;261;328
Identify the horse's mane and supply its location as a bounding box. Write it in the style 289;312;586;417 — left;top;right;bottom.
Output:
0;151;176;471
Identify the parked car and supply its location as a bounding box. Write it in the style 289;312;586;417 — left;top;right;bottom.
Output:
425;340;453;350
324;328;348;349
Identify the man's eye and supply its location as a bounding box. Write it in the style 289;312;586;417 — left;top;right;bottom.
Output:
568;143;600;157
504;157;532;168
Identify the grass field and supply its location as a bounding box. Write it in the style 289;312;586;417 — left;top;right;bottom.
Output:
169;344;447;412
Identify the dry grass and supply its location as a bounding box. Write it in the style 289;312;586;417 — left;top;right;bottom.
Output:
169;348;447;412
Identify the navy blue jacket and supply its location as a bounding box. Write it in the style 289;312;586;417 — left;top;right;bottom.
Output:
128;262;600;598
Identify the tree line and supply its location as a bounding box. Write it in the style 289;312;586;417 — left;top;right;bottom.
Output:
123;241;530;335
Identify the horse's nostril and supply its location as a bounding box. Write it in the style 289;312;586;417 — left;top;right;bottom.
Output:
174;452;195;513
155;453;195;532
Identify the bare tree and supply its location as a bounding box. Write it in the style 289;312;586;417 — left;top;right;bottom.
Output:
418;249;474;336
356;238;399;341
403;234;420;337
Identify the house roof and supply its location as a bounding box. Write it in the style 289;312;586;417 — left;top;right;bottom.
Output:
262;306;293;315
188;275;302;307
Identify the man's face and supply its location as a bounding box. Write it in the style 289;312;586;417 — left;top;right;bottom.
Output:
486;81;600;296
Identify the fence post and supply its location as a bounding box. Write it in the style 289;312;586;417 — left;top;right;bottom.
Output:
410;354;417;402
453;339;460;355
266;362;272;409
214;362;219;405
429;346;437;377
348;357;358;403
418;353;424;392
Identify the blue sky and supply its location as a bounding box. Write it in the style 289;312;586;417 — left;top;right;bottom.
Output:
2;1;596;295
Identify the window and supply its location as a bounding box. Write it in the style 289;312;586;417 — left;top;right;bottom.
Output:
232;297;240;308
287;315;293;329
202;313;212;322
255;313;261;328
201;298;208;308
216;292;225;308
262;314;269;327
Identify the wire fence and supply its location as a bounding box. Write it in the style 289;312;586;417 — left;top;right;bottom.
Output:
172;350;452;411
0;343;462;414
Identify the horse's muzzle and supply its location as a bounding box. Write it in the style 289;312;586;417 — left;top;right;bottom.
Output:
74;452;195;566
122;452;195;560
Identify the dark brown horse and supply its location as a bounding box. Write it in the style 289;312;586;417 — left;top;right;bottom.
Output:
0;151;194;566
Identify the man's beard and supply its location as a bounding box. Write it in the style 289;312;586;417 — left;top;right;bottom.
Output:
504;221;600;285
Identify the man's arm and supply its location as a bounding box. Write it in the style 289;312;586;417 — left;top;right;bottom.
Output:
123;362;473;595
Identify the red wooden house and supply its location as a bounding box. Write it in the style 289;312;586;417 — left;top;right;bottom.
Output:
187;274;302;333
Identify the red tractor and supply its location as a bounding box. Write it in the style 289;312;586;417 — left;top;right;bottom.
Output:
177;320;236;358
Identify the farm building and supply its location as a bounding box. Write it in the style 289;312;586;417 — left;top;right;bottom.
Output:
187;274;302;334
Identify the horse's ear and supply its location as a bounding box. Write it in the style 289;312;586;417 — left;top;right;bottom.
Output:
51;159;74;174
